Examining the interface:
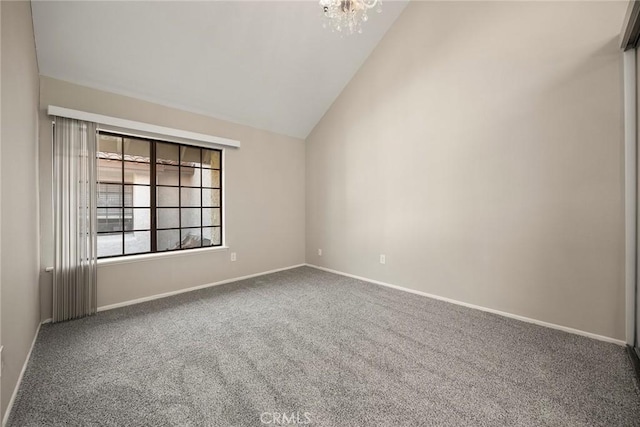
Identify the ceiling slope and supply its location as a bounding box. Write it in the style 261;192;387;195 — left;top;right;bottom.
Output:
32;0;408;138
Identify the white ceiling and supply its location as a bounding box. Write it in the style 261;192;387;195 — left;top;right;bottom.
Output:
31;0;408;138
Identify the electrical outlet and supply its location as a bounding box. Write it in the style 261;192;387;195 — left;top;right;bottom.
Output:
380;254;386;265
230;252;237;262
318;249;322;256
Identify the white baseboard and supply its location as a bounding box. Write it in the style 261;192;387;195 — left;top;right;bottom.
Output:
2;321;43;427
97;264;307;312
306;264;626;346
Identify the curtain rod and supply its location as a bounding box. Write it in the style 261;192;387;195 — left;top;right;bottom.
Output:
47;105;241;149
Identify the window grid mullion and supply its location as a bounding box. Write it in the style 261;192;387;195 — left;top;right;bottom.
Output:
151;141;157;252
121;136;125;255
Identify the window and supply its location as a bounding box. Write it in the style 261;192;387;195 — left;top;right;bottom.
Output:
97;132;223;258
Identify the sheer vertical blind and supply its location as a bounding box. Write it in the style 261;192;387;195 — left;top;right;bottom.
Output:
53;117;98;322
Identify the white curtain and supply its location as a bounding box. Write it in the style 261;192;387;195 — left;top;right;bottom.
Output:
53;117;98;322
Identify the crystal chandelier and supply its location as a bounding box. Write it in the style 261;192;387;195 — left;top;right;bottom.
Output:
319;0;382;35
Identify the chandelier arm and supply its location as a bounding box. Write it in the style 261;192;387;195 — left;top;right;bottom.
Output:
319;0;381;34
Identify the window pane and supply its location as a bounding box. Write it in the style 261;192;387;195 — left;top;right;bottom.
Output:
202;149;221;169
202;189;220;207
203;227;222;246
123;185;150;207
157;142;179;165
125;231;150;254
157;165;179;186
124;162;150;185
181;228;202;249
203;208;220;227
157;208;179;229
97;184;122;208
97;208;123;232
97;233;123;257
157;186;179;207
181;208;201;228
202;169;220;188
180;188;201;207
98;158;122;183
98;134;122;159
123;138;150;162
180;166;201;187
180;146;201;167
157;229;180;251
125;208;150;231
122;208;134;231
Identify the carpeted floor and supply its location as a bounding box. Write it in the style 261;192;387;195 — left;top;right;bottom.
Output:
7;266;640;426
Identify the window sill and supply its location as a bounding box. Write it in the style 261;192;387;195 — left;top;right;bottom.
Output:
98;246;229;267
45;246;229;271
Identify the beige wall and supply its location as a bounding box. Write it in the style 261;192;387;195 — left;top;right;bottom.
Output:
39;77;305;320
1;0;41;417
306;1;627;340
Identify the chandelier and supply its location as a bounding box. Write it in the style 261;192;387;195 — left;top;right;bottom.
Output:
319;0;382;35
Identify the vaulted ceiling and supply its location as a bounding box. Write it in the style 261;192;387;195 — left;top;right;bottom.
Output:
31;1;408;138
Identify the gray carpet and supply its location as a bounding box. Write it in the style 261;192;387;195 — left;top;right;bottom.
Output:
7;266;640;426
